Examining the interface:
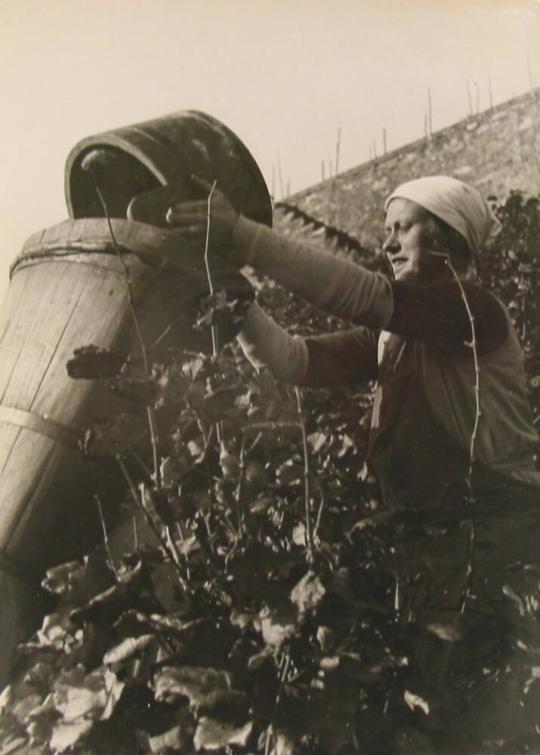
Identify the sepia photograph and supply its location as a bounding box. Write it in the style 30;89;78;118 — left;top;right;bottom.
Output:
0;1;540;753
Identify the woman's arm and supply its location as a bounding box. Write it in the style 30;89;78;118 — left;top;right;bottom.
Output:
167;190;507;357
167;187;393;330
238;303;378;387
234;217;393;329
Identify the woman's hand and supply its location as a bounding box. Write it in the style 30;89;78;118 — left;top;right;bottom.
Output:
166;177;239;254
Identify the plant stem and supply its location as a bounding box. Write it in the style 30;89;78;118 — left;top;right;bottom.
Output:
459;517;476;613
93;183;149;373
132;514;139;552
204;179;219;356
91;176;161;485
294;387;314;564
202;179;224;448
116;455;190;596
94;494;118;577
265;652;291;755
146;406;161;487
241;421;301;435
430;256;480;648
433;253;481;482
234;435;247;539
313;489;326;543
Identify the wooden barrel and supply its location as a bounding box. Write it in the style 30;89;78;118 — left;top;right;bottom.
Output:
0;217;253;683
65;110;273;226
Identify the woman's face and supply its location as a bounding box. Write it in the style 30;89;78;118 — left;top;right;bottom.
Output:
383;198;447;284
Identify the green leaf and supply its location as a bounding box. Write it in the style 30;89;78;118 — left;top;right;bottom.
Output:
148;724;192;754
114;612;208;641
247;647;274;672
403;690;430;715
153;667;232;707
10;695;42;726
82;413;148;456
229;608;256;632
42;554;114;604
159;456;190;488
259;603;298;649
275;460;303;486
290;572;326;618
316;626;336;654
70;560;155;626
35;610;80;650
53;666;125;722
300;694;356;754
307;432;328;453
272;731;296;755
195;690;249;723
107;375;159;405
66;345;126;380
49;718;94;753
0;686;15;716
524;665;540;695
0;736;41;755
193;717;253;751
292;524;306;547
103;635;154;665
26;697;59;748
424;620;462;642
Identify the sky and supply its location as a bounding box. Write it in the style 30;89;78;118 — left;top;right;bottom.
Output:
0;0;539;298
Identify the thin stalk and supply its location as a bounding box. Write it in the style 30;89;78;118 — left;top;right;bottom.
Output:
245;430;263;456
91;176;161;485
175;522;192;580
294;387;314;564
241;421;301;435
313;489;326;543
203;179;219;352
433;253;481;481
203;179;224;447
430;256;480;657
146;406;161;487
116;455;190;595
130;449;154;483
264;652;291;755
132;514;139;552
95;494;118;577
92;180;149;374
459;518;476;613
234;435;247;539
165;525;183;569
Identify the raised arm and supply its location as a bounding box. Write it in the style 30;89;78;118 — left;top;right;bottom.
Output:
167;188;393;330
233;217;393;328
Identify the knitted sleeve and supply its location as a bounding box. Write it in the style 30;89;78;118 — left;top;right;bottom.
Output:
238;303;378;387
234;216;393;329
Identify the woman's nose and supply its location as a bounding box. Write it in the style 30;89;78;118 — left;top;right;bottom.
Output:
383;230;399;253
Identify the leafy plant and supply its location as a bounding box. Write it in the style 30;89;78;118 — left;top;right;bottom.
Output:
1;192;539;755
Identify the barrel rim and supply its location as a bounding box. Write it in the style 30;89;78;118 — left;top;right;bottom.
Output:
11;218;232;279
64;110;273;227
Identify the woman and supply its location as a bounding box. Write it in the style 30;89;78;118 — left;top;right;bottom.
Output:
168;176;540;751
168;175;539;505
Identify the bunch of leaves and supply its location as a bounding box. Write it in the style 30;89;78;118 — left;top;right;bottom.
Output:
479;191;540;423
1;191;540;755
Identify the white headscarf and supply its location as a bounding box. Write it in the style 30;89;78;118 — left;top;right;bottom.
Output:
384;175;501;252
